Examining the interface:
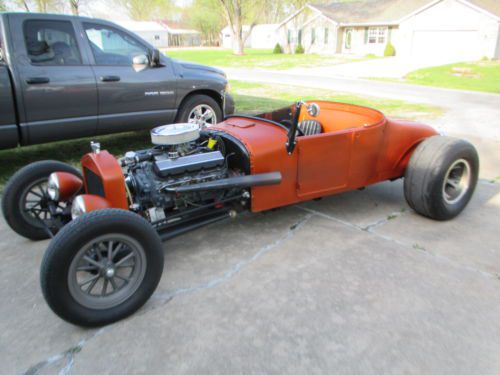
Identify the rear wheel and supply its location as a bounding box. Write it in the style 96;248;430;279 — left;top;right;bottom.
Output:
40;209;164;327
404;136;479;220
1;160;82;240
177;94;222;127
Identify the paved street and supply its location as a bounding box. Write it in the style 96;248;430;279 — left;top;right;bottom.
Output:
1;75;499;374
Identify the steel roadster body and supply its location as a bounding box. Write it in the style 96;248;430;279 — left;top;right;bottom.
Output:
2;101;479;326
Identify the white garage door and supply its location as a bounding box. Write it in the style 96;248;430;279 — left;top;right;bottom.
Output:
411;30;481;64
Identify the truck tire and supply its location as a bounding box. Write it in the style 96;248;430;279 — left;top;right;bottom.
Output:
404;136;479;220
2;160;82;240
176;94;222;126
40;209;164;327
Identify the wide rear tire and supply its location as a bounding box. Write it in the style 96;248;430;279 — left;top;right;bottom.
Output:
40;209;164;327
2;160;82;240
404;136;479;220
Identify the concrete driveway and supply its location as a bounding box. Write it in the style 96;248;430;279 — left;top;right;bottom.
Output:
1;76;499;374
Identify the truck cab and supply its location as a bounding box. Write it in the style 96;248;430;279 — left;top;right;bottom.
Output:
0;13;233;149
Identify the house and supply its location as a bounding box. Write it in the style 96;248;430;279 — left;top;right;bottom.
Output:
158;21;202;47
116;21;170;48
116;20;201;49
221;24;279;49
277;0;500;62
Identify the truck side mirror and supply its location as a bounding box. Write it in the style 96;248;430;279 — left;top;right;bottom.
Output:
132;54;149;66
149;49;161;67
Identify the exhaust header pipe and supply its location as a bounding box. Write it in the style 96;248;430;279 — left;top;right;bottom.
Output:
162;172;282;193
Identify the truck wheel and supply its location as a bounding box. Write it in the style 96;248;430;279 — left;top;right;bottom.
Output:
177;94;222;126
2;160;82;240
40;209;164;327
404;136;479;220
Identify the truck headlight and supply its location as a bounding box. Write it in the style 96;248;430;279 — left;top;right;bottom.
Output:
71;196;87;219
225;82;231;93
47;173;60;201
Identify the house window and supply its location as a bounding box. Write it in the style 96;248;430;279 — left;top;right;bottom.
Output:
154;35;160;40
324;28;329;44
311;28;316;44
368;27;386;44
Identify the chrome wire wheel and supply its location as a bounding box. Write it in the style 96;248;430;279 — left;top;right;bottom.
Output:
188;104;217;126
442;159;471;205
67;234;147;310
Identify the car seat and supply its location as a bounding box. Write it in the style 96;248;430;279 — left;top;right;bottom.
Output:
298;120;322;135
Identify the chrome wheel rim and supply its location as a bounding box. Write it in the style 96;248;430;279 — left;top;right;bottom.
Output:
188;104;217;126
68;234;147;310
442;159;471;205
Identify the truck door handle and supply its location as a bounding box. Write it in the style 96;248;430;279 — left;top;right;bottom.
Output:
26;77;50;84
100;75;121;82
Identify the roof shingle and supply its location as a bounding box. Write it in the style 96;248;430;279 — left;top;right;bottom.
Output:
310;0;499;25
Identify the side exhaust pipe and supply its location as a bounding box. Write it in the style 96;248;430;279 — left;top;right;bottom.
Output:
162;172;282;193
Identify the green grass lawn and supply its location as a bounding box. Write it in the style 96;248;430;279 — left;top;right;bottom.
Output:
382;60;500;93
230;81;443;119
165;48;363;70
0;80;442;190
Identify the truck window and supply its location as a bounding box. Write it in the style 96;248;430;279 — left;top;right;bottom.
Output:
83;23;148;66
23;20;82;66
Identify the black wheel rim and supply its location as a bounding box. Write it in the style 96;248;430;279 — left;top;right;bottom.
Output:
20;178;53;228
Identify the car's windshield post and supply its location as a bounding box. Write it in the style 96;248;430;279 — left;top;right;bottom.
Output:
286;101;301;154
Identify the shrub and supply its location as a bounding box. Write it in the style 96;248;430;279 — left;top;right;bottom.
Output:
384;42;396;57
365;53;377;59
273;43;283;54
295;44;305;54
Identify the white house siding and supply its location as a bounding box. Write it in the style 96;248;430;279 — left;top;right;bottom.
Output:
278;8;338;53
399;0;500;63
221;24;278;49
134;30;169;49
250;25;279;49
495;23;500;58
338;26;399;56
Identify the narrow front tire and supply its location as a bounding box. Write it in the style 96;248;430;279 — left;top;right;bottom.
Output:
40;209;164;327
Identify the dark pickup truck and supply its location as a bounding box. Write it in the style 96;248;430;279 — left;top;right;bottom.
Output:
0;12;234;149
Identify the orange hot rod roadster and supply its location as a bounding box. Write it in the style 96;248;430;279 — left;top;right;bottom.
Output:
2;101;479;326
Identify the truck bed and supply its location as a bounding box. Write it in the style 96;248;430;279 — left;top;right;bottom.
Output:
0;64;18;149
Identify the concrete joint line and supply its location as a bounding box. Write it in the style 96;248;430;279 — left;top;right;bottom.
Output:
20;213;314;375
295;206;498;281
21;328;106;375
153;212;314;301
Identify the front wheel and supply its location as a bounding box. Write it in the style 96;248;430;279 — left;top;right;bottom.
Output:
40;209;164;327
404;136;479;220
2;160;82;240
176;94;222;127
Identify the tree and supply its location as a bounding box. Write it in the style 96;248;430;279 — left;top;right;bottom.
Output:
114;0;174;21
0;0;5;11
187;0;224;46
69;0;80;15
11;0;61;12
218;0;266;55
